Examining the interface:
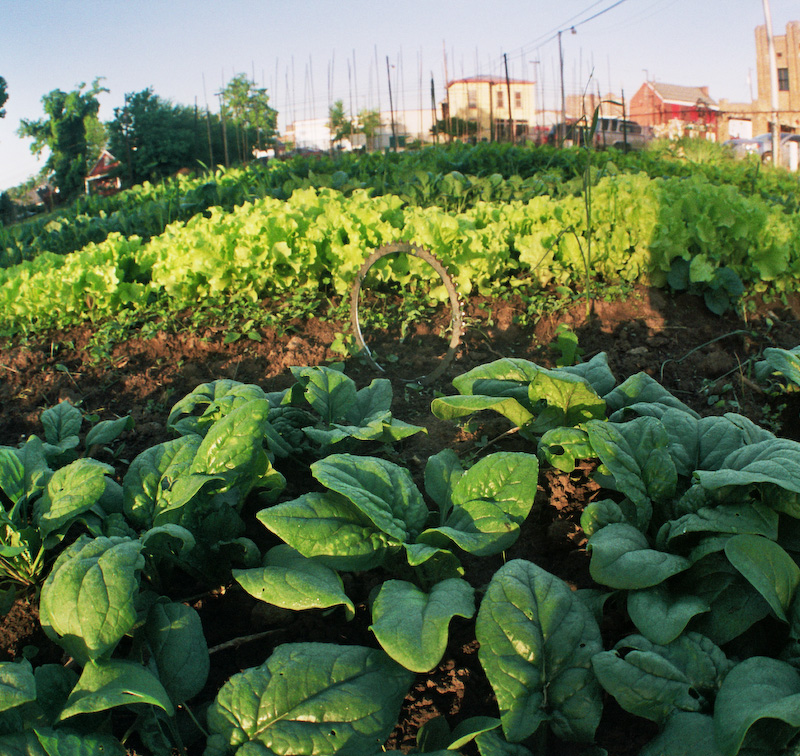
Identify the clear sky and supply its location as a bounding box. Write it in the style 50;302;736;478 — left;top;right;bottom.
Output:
1;0;797;191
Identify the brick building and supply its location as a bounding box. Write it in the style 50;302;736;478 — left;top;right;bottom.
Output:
629;82;719;138
718;21;800;141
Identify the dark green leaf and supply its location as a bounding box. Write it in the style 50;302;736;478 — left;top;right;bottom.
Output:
145;601;209;703
476;559;603;743
206;643;413;755
713;657;800;756
234;545;355;620
39;536;144;664
369;578;475;672
58;659;174;720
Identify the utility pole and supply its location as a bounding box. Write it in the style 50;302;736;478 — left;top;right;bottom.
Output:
215;92;230;168
443;41;451;143
558;31;566;143
504;53;514;144
386;56;397;151
763;0;781;166
430;75;439;144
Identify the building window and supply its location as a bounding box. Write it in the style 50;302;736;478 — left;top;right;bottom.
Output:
515;91;522;109
778;68;790;92
496;89;504;109
468;86;477;109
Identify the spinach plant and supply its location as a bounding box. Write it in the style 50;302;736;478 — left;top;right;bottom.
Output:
238;449;538;673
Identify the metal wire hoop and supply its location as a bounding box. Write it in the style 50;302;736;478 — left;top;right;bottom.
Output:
349;242;464;384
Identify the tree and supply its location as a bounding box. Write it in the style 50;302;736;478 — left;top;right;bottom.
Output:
432;116;478;140
18;78;107;199
358;108;382;151
328;100;353;148
108;88;222;185
0;76;8;119
220;74;278;161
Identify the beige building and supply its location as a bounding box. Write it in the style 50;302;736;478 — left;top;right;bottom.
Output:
718;20;800;141
442;75;536;142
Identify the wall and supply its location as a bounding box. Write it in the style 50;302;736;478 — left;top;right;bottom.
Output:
445;78;536;141
754;21;800;134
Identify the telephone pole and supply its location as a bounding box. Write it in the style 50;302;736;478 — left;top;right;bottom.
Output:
762;0;781;165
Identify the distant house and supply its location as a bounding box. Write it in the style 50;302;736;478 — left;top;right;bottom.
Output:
84;150;121;196
443;75;537;142
629;82;719;138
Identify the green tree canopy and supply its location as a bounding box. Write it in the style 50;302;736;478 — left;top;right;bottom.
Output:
18;78;107;199
220;73;278;161
432;116;478;140
108;88;224;185
358;108;381;150
0;76;8;119
328;100;353;147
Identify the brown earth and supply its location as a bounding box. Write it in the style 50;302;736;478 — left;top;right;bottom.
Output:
1;284;799;755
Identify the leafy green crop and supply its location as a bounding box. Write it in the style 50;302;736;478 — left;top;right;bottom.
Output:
4;150;800;338
3;346;800;754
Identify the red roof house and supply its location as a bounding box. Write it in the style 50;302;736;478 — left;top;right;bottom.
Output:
629;82;719;135
84;150;121;196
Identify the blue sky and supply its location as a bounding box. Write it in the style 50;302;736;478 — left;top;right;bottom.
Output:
1;0;797;191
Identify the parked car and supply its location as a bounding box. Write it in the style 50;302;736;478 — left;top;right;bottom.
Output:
724;132;800;166
547;117;651;151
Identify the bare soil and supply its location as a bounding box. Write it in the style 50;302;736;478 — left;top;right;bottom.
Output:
1;285;799;755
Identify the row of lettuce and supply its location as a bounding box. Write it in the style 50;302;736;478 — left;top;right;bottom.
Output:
1;168;799;335
0;346;799;755
3;139;799;270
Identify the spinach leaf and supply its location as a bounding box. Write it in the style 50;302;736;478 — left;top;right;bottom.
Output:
592;632;730;724
234;544;355;620
189;398;272;496
724;534;800;622
0;728;126;755
369;578;475;672
39;536;144;664
85;415;134;449
657;502;778;554
604;372;699;421
559;351;617;397
40;401;82;446
476;559;603;743
695;438;800;495
677;552;771;646
312;454;428;542
537;426;594;473
206;642;413;755
145;601;210;704
588;523;690;590
122;435;202;528
526;371;606;433
424;449;463;522
0;659;35;713
585;417;678;531
432;357;606;437
754;346;800;389
167;379;268;437
638;712;723;756
33;458;113;541
58;659;174;720
714;657;800;756
627;585;710;645
258;492;397;572
419;452;538;556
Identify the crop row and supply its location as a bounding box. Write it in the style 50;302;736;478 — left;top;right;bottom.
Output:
3;139;799;270
1;346;799;754
1;171;799;336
